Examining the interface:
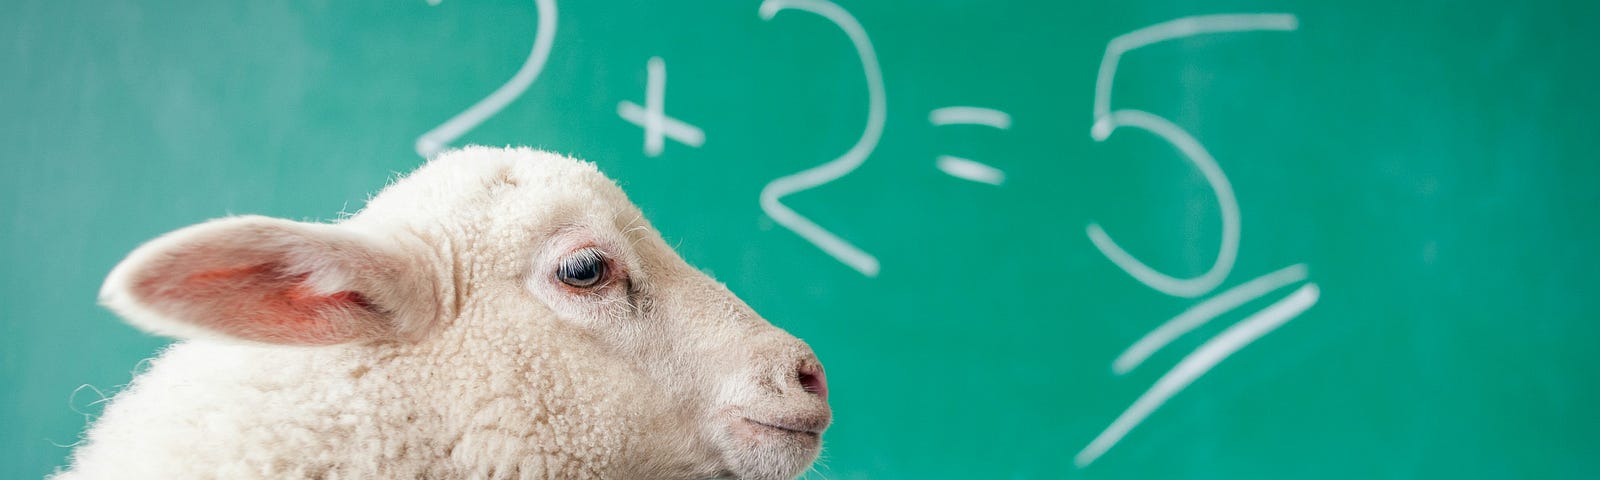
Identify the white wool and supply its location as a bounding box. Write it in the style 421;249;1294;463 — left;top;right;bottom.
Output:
58;147;830;480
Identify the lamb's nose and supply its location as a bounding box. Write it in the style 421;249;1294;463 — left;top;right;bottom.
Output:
797;361;828;402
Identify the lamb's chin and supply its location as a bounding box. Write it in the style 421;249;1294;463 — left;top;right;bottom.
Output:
713;416;821;480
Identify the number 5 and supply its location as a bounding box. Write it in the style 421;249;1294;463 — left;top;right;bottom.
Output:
1086;14;1297;298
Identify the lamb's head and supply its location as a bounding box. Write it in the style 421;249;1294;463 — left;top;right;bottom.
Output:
96;147;830;480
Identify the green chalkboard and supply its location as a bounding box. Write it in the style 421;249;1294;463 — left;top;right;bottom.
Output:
5;0;1598;478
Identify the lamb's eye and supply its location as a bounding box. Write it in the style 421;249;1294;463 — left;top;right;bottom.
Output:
556;248;606;288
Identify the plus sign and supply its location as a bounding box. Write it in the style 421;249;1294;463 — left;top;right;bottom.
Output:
617;56;705;157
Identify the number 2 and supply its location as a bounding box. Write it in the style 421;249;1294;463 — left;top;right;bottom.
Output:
415;0;558;158
757;0;887;277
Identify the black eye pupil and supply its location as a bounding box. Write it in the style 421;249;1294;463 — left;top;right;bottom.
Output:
557;250;605;288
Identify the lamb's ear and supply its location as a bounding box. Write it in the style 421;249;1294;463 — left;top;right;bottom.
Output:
99;215;439;346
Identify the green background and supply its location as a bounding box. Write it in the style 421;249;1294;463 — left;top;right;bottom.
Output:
5;0;1597;478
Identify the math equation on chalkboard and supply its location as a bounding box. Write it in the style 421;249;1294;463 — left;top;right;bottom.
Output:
410;0;1320;467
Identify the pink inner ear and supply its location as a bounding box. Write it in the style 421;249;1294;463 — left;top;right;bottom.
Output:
136;262;377;345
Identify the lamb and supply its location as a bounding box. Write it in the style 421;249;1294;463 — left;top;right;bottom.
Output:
56;146;831;480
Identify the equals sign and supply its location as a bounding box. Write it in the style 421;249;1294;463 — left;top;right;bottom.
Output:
929;106;1011;186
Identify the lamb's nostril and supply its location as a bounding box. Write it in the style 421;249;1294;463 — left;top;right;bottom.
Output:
797;364;827;401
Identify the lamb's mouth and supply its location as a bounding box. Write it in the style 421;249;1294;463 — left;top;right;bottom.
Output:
743;417;821;437
722;414;827;480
